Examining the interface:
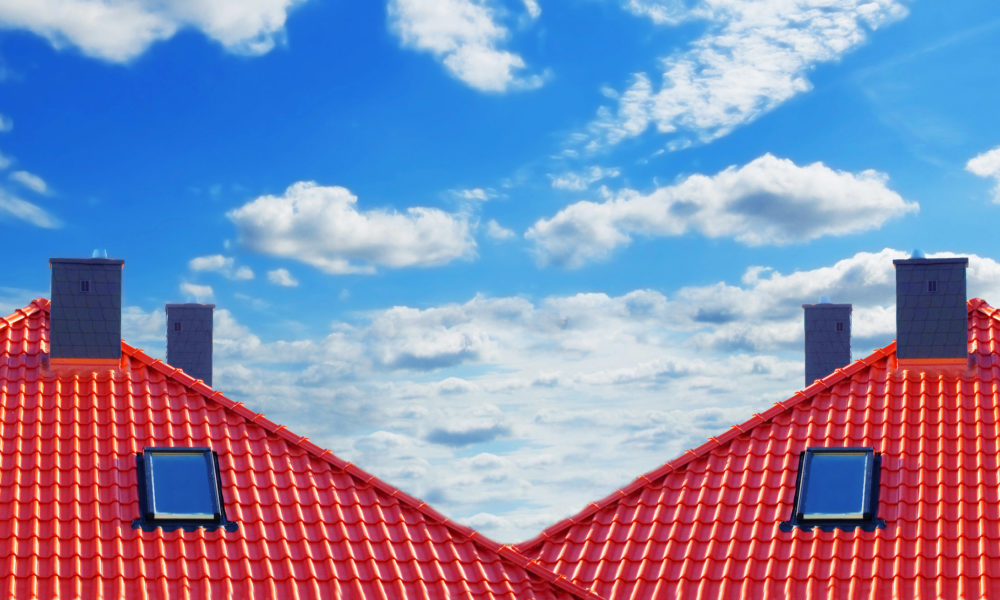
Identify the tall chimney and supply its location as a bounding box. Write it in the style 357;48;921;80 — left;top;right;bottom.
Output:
892;255;968;363
49;258;124;362
166;303;214;385
802;300;851;386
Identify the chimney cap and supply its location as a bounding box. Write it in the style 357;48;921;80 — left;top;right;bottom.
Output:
165;303;216;309
892;257;968;267
49;257;124;267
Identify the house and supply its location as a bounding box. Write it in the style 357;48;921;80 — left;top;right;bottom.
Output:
517;255;1000;599
0;258;600;600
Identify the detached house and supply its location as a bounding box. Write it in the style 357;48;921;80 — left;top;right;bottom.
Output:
0;258;599;600
518;255;1000;599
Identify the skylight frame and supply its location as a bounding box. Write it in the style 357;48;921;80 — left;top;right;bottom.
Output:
781;446;885;532
136;446;235;530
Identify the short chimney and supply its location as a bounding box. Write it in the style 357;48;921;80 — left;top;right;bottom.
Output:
892;255;968;363
802;300;851;386
49;258;125;362
166;304;215;385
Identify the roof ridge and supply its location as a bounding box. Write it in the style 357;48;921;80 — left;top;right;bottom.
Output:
0;297;48;330
515;338;897;554
119;341;601;600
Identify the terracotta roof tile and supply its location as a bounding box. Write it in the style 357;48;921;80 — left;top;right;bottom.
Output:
517;298;1000;599
0;298;600;600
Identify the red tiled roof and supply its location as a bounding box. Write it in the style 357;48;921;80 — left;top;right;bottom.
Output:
517;298;1000;599
0;298;599;600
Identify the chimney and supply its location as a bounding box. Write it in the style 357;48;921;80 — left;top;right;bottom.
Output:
802;300;851;386
49;258;125;364
166;304;215;385
892;255;969;365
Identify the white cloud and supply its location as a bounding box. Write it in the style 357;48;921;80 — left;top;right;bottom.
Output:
387;0;542;92
550;166;620;191
455;187;497;201
190;248;1000;542
228;181;475;274
522;0;540;19
180;282;214;302
0;0;304;62
0;189;60;228
267;267;299;287
0;151;11;170
585;0;907;148
966;146;1000;202
0;114;10;132
527;154;917;267
189;254;254;280
485;219;515;240
9;170;48;194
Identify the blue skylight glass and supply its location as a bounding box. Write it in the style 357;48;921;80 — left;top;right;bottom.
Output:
144;448;221;520
796;448;874;521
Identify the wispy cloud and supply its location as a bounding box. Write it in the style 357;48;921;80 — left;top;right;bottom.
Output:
228;181;475;274
0;0;305;62
180;282;214;302
189;254;254;280
485;219;515;240
267;268;299;287
9;170;48;195
387;0;543;92
527;154;917;267
583;0;907;149
550;166;620;191
0;114;10;132
967;145;1000;202
0;189;60;228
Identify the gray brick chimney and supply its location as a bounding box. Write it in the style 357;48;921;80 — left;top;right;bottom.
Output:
49;258;125;361
892;256;968;361
166;303;215;385
802;301;851;386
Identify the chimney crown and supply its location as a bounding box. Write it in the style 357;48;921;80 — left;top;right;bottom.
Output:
49;258;124;361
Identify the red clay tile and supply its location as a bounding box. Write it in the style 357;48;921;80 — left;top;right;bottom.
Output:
518;298;1000;600
0;299;600;600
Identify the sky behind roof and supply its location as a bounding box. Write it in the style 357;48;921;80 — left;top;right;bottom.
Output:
2;0;1000;541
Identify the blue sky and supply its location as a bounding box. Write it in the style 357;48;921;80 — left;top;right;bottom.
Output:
3;0;1000;541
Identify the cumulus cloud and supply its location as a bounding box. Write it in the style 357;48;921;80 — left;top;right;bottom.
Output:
228;181;475;274
966;146;1000;202
387;0;543;92
189;254;254;280
585;0;907;148
485;219;515;240
550;166;620;191
180;282;214;302
180;247;1000;542
0;0;305;62
267;267;299;287
527;154;917;267
0;189;60;228
9;170;48;194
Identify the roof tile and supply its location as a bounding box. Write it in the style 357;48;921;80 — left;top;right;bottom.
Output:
0;299;600;600
518;298;1000;599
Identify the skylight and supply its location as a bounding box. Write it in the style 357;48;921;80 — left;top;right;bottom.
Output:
134;447;237;531
781;446;884;532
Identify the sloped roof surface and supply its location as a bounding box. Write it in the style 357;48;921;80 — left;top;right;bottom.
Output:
518;298;1000;600
0;299;597;600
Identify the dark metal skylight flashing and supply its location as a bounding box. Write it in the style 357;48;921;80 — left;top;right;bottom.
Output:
132;447;238;532
780;447;885;533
